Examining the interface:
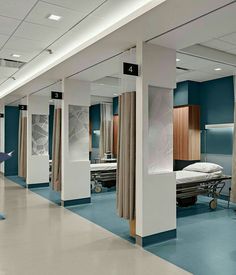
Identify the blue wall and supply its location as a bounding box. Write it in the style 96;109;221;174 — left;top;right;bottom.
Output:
49;105;54;160
113;97;119;115
5;106;19;176
175;76;234;155
90;104;101;149
174;81;189;106
200;76;234;128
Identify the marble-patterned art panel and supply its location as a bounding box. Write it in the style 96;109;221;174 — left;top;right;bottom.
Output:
148;86;173;174
69;105;89;161
32;114;49;156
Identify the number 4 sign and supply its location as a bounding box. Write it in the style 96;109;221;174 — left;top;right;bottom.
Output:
123;62;139;76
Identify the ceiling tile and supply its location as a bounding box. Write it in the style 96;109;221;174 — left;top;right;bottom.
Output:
0;48;38;62
44;0;106;15
220;32;236;45
176;71;224;83
0;34;9;48
0;0;38;20
4;36;47;52
225;48;236;55
200;62;236;76
13;22;61;43
176;54;212;70
0;16;20;36
25;1;86;30
0;67;19;77
201;38;236;52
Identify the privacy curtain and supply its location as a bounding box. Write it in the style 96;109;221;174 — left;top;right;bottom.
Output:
99;103;113;158
116;92;136;220
51;107;62;191
18;111;27;179
231;76;236;202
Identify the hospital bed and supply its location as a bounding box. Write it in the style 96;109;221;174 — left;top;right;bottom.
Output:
176;170;231;209
90;162;231;209
90;163;117;193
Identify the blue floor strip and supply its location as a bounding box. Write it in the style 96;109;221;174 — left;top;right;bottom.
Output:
67;190;134;243
146;197;236;275
7;176;26;188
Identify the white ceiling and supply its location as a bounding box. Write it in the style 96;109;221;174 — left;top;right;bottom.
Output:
0;0;165;98
2;0;236;104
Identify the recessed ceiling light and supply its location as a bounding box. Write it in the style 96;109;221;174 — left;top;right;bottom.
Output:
11;54;21;58
176;58;180;62
47;14;61;21
214;68;222;71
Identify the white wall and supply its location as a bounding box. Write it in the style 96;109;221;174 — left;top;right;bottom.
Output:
26;95;49;185
136;42;176;238
61;79;90;202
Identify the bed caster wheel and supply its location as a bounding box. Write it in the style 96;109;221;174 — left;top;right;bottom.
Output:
94;184;102;193
209;198;217;210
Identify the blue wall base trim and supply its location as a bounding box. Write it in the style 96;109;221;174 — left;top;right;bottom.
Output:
27;183;49;189
62;197;91;207
136;229;177;247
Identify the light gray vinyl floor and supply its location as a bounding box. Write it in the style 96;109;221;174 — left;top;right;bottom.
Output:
0;175;191;275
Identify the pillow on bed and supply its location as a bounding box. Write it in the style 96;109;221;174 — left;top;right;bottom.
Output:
183;162;223;173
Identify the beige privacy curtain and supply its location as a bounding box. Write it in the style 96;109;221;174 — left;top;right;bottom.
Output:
18;112;27;179
51;107;62;191
99;103;113;158
116;92;136;220
231;76;236;202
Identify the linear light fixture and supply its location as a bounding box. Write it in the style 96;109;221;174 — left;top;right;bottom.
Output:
11;54;21;58
176;58;180;62
47;14;62;21
205;123;234;129
214;68;222;71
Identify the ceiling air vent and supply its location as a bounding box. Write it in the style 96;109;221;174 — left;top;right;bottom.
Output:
0;58;25;69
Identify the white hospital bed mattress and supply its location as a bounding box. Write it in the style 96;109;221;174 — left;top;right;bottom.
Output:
90;163;117;172
176;170;223;185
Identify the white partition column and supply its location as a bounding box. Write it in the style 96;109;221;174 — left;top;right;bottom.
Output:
26;95;49;188
136;42;177;246
61;79;90;207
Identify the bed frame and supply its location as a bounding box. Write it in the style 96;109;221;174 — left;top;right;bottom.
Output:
91;169;116;193
177;175;231;209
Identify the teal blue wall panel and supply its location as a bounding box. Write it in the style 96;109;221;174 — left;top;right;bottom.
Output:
174;81;189;106
205;128;233;155
49;105;54;160
4;106;19;176
200;76;234;129
113;97;119;115
200;76;234;155
89;104;100;149
175;77;234;155
188;81;200;105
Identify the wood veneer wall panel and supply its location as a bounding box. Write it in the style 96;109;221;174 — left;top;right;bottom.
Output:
173;105;200;161
173;107;189;160
188;106;200;160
